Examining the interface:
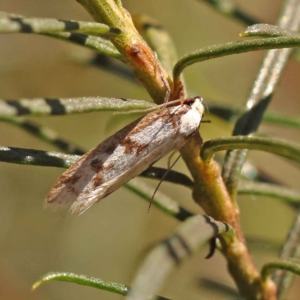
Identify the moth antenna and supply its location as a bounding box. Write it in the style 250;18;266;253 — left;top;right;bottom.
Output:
201;120;211;123
113;106;159;115
203;102;209;113
113;98;185;116
148;154;182;213
167;150;177;169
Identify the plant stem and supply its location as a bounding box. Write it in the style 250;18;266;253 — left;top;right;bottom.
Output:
132;15;180;80
179;136;275;300
77;0;171;103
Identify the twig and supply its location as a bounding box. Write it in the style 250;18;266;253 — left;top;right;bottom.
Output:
77;0;171;103
133;14;180;80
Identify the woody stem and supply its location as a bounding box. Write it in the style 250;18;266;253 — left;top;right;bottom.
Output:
180;136;276;300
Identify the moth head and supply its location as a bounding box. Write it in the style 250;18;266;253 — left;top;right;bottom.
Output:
191;97;205;117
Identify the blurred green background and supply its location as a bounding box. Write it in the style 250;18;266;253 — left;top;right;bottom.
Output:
0;0;300;299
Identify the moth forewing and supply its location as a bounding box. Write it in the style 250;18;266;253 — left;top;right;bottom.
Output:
45;97;205;215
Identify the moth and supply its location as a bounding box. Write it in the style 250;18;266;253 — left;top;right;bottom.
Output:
45;97;205;215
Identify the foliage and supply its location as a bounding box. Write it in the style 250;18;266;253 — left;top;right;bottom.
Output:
1;1;300;299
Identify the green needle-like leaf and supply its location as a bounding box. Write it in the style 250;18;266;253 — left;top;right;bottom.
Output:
0;11;122;60
201;136;300;164
32;272;128;295
0;16;121;36
209;104;300;129
198;0;260;25
261;258;300;281
0;146;79;168
127;178;194;221
173;36;300;94
0;97;155;117
127;215;232;300
238;181;300;205
240;24;298;38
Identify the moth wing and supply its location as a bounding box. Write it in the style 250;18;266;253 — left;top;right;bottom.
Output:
45;101;204;215
45;119;139;214
69;176;124;215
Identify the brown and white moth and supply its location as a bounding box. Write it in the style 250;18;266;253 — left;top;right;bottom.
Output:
45;97;205;215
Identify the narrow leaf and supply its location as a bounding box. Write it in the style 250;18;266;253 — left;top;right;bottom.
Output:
261;258;300;281
32;272;128;295
221;0;300;199
1;118;86;155
173;36;300;93
238;181;300;205
127;178;194;221
32;272;171;299
0;146;79;168
0;16;121;36
209;104;300;129
127;215;232;300
0;11;122;60
272;212;300;299
201;136;300;164
240;24;297;38
0;97;155;117
198;0;260;25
